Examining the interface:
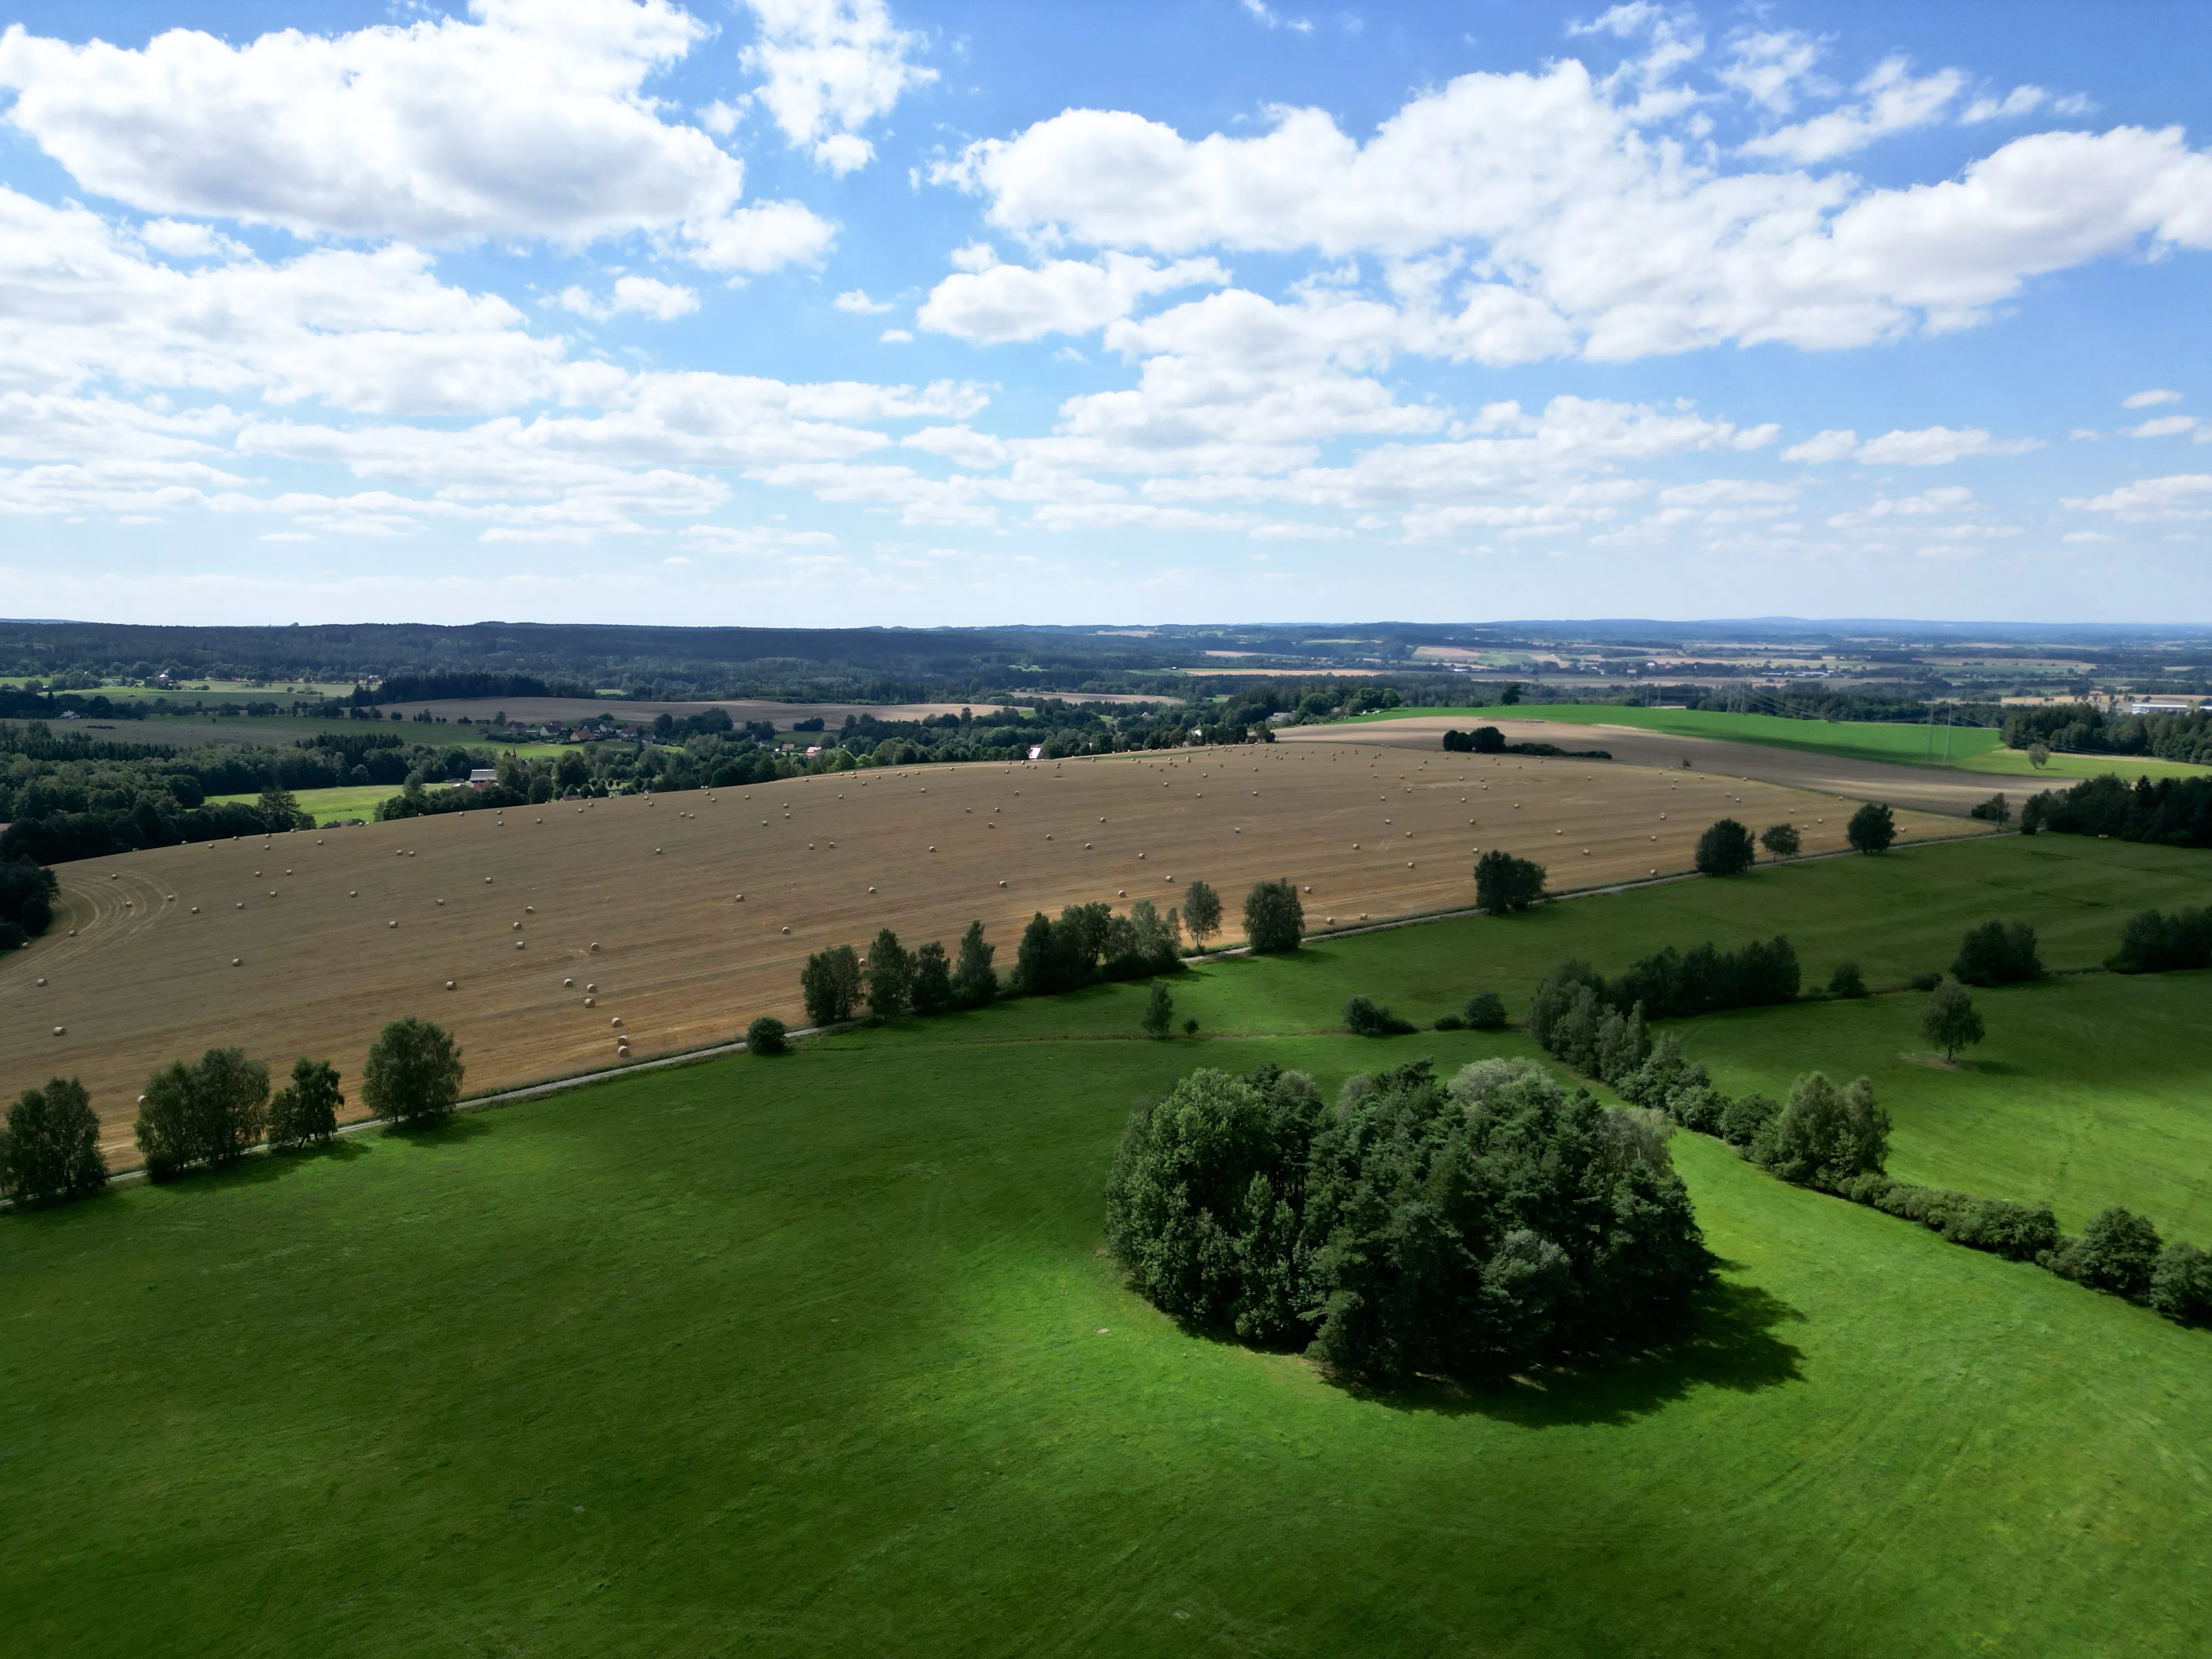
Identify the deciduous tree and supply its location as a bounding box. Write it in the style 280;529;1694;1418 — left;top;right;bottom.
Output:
1;1076;105;1205
362;1018;464;1127
1182;880;1222;952
1921;976;1984;1061
1696;818;1756;876
1847;801;1896;854
864;928;915;1021
1243;879;1305;953
266;1058;342;1151
1759;822;1801;860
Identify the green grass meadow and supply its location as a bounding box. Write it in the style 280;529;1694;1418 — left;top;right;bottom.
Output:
7;835;2212;1655
1365;702;2212;780
208;783;396;824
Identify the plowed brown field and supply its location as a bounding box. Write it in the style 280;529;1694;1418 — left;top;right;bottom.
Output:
5;744;1978;1161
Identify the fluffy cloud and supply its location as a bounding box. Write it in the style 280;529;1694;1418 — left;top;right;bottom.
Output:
2125;388;2184;408
2124;414;2200;439
1716;30;1827;115
1853;427;2040;465
0;1;832;270
917;251;1228;343
2064;475;2212;520
1782;425;2038;466
738;0;935;174
1739;58;1965;163
935;65;2212;359
558;276;701;320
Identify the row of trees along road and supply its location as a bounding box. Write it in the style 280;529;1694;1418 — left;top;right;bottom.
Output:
136;1019;463;1180
3;1018;466;1206
786;879;1305;1034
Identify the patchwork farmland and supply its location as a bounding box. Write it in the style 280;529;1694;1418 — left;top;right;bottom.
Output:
5;744;1974;1160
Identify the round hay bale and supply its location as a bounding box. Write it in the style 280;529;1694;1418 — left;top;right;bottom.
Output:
866;885;875;894
349;890;358;897
584;995;595;1006
515;940;526;950
511;921;522;930
389;920;398;928
190;906;199;913
53;1025;64;1036
564;978;574;987
35;976;44;986
446;980;455;990
231;957;241;966
611;1016;623;1026
485;876;493;883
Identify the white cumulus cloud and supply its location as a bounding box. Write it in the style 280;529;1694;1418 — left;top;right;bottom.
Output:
2064;474;2212;520
738;0;935;174
558;275;700;321
933;65;2212;362
2124;388;2183;407
1740;57;1964;163
917;252;1229;343
0;1;832;270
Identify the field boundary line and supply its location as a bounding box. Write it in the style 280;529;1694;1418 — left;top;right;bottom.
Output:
59;826;2006;1194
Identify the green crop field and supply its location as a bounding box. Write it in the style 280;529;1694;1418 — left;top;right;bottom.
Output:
1363;702;2212;779
207;783;396;824
6;834;2211;1655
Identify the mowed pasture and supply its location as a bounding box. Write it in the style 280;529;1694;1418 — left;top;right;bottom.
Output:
7;745;1972;1161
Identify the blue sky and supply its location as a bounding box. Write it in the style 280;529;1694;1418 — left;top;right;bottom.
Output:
0;0;2207;627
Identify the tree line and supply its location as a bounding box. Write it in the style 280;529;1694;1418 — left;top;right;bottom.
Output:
782;879;1306;1038
1104;1057;1708;1387
1;1018;467;1207
2021;773;2212;848
2002;702;2212;766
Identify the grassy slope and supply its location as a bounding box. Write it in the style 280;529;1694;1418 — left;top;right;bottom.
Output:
208;784;394;824
1363;703;2212;779
7;836;2212;1655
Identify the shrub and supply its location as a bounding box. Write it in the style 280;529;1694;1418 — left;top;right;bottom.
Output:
362;1018;464;1127
1847;802;1896;854
1759;1072;1889;1189
864;928;914;1021
1182;1017;1199;1036
1921;977;1984;1061
800;944;863;1024
2106;906;2212;974
910;941;952;1015
1717;1092;1779;1151
1243;879;1305;953
745;1015;789;1055
2151;1242;2212;1325
266;1059;342;1151
1828;961;1866;998
950;921;997;1008
1695;818;1756;877
1473;849;1547;914
1433;1014;1464;1030
1105;1059;1707;1385
2;1077;106;1205
1952;919;2041;986
1462;991;1508;1030
1759;822;1801;860
1908;970;1940;992
1141;980;1174;1040
2047;1207;2163;1302
1970;792;2011;825
1342;996;1415;1036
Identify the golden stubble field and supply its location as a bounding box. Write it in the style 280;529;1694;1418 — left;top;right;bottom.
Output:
6;744;1977;1161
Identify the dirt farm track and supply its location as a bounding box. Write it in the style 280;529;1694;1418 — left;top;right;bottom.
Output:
5;744;1975;1163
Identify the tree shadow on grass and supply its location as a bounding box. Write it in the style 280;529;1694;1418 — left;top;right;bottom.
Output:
383;1113;493;1146
1367;1270;1809;1430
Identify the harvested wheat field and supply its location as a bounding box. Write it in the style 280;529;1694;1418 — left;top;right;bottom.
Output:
4;744;1977;1161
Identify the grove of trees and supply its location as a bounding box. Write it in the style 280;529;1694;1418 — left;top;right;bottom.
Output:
1104;1058;1708;1386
